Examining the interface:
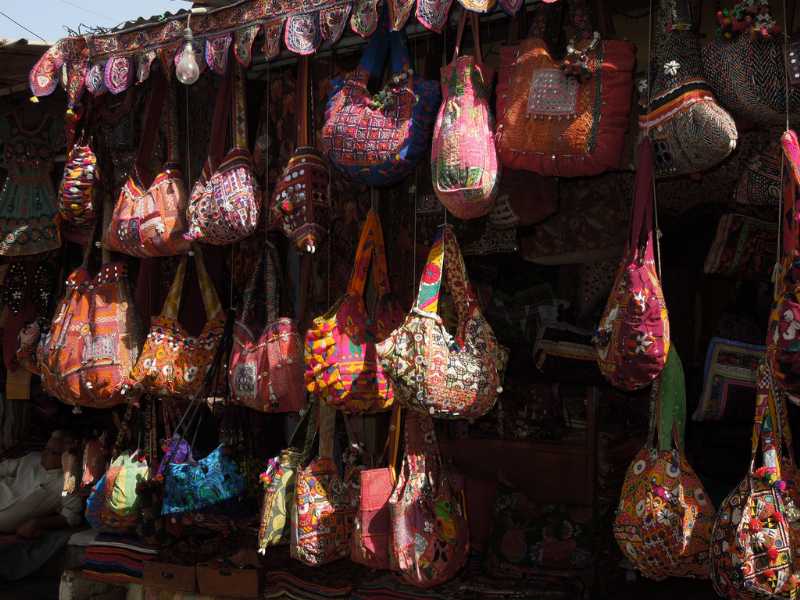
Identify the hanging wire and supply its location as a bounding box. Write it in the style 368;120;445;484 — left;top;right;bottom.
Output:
643;0;663;280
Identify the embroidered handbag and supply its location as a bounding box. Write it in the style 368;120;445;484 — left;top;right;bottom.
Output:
291;402;357;566
767;131;800;399
103;73;191;257
595;139;670;391
58;135;99;226
614;349;716;581
229;243;305;413
495;0;635;177
351;406;402;569
640;0;737;178
85;452;147;532
431;10;498;220
305;210;404;413
162;445;245;515
129;248;225;399
187;62;261;245
389;410;469;587
710;362;800;599
378;226;507;419
320;23;441;187
702;1;800;126
270;58;331;255
258;405;318;554
38;236;142;410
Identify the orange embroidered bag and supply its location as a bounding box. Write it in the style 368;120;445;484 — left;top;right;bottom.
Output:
228;242;305;413
129;248;225;399
594;139;670;391
378;225;507;419
305;210;404;413
38;231;141;410
495;0;634;177
103;73;191;257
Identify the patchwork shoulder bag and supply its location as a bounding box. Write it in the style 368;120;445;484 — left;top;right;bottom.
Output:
38;228;142;410
229;242;305;413
431;10;498;220
320;24;440;187
58;109;99;227
378;225;507;419
103;73;191;257
389;410;469;588
187;61;261;245
710;361;800;599
640;0;737;178
614;348;715;581
495;0;635;177
702;0;800;126
767;131;800;399
305;210;404;413
595;139;670;391
162;445;245;515
129;248;225;399
269;57;331;255
291;402;357;566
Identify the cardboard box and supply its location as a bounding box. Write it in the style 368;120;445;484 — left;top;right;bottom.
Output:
196;562;259;598
143;561;196;593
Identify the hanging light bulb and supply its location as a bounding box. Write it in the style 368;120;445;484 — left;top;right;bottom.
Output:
176;27;200;85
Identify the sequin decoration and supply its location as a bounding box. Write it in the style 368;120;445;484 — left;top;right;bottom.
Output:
320;5;352;44
104;56;133;95
284;13;321;56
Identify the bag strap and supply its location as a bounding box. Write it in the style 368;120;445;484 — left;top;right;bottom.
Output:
387;405;402;483
239;241;285;327
296;57;310;147
232;63;248;152
629;139;656;258
208;64;234;167
357;21;391;82
781;130;800;258
134;72;169;182
414;226;475;321
346;210;392;299
388;30;412;78
318;401;336;460
565;0;595;42
165;81;180;165
162;247;224;322
657;347;686;452
750;362;783;481
453;10;484;64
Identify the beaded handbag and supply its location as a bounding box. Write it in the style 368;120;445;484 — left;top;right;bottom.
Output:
229;242;305;413
320;23;440;187
495;0;634;177
103;73;191;257
58;135;99;226
378;225;507;419
305;210;404;413
187;61;261;245
431;10;498;220
595;140;670;391
129;248;225;400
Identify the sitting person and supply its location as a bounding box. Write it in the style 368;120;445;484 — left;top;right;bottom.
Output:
0;430;83;538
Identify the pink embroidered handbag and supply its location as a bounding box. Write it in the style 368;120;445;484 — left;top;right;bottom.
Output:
378;226;507;419
187;61;261;245
389;410;469;587
431;10;499;220
228;242;305;413
594;139;670;391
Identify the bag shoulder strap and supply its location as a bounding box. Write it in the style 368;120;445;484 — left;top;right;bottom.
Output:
134;73;169;183
208;64;234;167
346;210;392;299
162;247;223;322
781;130;800;257
318;401;336;460
232;63;248;152
453;10;484;64
414;226;475;321
296;57;310;147
357;22;391;82
629;139;655;259
165;81;180;165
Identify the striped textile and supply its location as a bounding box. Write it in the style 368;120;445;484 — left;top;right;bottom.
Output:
80;533;158;584
264;570;352;599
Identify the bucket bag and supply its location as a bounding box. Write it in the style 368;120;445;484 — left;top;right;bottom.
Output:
187;61;261;245
431;10;499;220
640;0;737;178
38;229;142;409
351;405;402;569
103;73;191;257
614;348;715;580
595;139;670;391
495;0;635;177
702;1;800;126
291;402;357;566
129;248;225;399
389;410;469;587
85;451;148;532
305;210;404;413
229;242;305;413
320;24;440;187
767;131;800;400
377;225;507;419
710;361;800;599
59;124;99;227
269;57;331;255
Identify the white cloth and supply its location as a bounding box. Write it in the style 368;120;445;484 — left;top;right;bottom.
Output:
0;453;83;532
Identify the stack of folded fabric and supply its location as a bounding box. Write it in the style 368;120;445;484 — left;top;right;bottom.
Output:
80;533;158;584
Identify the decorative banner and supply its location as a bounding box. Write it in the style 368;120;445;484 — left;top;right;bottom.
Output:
234;24;260;67
205;33;232;74
137;50;157;83
84;63;107;96
285;13;322;55
262;19;285;60
104;56;133;94
319;4;352;44
350;0;379;38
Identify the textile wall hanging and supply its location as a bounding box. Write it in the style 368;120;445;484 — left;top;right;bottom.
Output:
703;214;777;282
735;138;783;207
495;0;635;177
639;0;737;178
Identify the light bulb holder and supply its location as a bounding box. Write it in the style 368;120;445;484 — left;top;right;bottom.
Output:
182;27;194;42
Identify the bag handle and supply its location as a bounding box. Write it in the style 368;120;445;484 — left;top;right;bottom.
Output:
655;347;687;453
207;64;234;168
346;210;392;299
357;22;391;82
239;241;285;327
388;30;413;78
781;130;800;258
134;72;169;184
628;139;656;260
565;0;596;42
162;246;224;323
749;362;785;482
378;405;403;483
453;10;484;65
296;57;310;147
318;401;336;460
232;63;248;152
165;81;180;165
